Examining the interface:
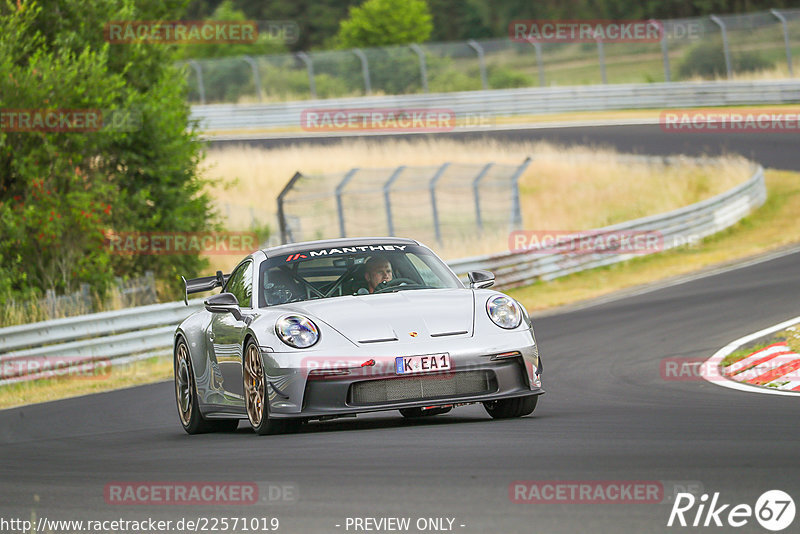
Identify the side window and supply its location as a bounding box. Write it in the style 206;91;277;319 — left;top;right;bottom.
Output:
225;260;253;308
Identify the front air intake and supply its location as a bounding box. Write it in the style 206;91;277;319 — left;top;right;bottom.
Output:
348;370;495;405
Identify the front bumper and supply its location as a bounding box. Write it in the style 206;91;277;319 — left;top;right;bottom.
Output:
261;330;543;418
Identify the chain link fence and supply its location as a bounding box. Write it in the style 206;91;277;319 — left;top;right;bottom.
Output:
182;9;800;105
4;271;158;325
276;159;531;246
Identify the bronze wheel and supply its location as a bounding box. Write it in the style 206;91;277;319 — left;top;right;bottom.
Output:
244;341;266;427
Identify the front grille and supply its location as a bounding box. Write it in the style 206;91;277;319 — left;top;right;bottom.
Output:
348;371;495;405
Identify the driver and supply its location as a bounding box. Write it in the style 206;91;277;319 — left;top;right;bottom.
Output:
364;255;393;293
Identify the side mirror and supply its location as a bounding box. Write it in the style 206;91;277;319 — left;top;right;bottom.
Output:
205;292;243;321
468;270;495;289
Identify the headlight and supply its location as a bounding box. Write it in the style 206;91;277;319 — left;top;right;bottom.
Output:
275;315;319;348
486;295;522;329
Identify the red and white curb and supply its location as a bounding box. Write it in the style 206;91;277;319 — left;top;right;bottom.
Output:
702;315;800;397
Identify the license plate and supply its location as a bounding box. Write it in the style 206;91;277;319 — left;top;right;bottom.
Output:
395;353;451;375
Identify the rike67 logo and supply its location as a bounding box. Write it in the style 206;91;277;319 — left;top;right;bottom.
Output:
668;490;795;531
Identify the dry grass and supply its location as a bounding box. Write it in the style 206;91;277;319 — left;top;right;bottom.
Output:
203;139;752;261
0;356;173;411
508;169;800;312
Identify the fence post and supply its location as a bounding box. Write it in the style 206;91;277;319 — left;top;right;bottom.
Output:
771;9;794;77
533;41;545;86
509;157;532;229
596;37;607;84
467;40;488;90
472;163;494;231
145;271;156;304
409;44;429;93
335;168;360;238
80;283;91;313
277;171;303;244
429;163;451;245
710;15;732;79
383;166;406;236
353;49;372;95
295;52;317;99
650;20;671;82
241;55;264;102
44;289;56;318
188;60;206;105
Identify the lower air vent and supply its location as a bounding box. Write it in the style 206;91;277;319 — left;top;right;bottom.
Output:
349;371;495;405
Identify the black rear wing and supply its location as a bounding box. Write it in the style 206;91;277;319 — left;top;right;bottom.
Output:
181;271;229;305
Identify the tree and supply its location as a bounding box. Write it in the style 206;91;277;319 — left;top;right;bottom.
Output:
335;0;433;49
174;0;288;60
0;0;214;311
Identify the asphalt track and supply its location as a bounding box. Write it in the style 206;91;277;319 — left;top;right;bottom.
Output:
209;124;800;171
1;127;799;534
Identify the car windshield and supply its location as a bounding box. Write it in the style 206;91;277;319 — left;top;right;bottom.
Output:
258;243;461;307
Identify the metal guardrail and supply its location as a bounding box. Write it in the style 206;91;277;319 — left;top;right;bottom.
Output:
0;158;766;382
192;80;800;133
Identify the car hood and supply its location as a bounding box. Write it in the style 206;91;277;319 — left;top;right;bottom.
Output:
282;288;474;345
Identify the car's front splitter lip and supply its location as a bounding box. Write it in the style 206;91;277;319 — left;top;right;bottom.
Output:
267;387;545;419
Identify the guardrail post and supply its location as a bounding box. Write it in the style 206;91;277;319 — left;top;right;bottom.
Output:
472;163;494;231
596;37;607;84
188;60;206;105
509;157;532;229
241;55;264;102
650;20;671;82
335;168;360;238
409;44;429;93
467;40;488;90
295;52;317;99
771;9;794;77
353;49;372;95
383;166;406;236
429;163;451;245
277;171;303;243
710;15;733;80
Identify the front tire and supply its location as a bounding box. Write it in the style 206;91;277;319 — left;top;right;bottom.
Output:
483;395;538;419
175;339;238;434
243;340;298;435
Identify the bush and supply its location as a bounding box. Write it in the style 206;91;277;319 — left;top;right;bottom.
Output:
489;67;535;89
677;39;772;79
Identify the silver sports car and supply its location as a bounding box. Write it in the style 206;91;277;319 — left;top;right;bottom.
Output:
174;237;543;434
